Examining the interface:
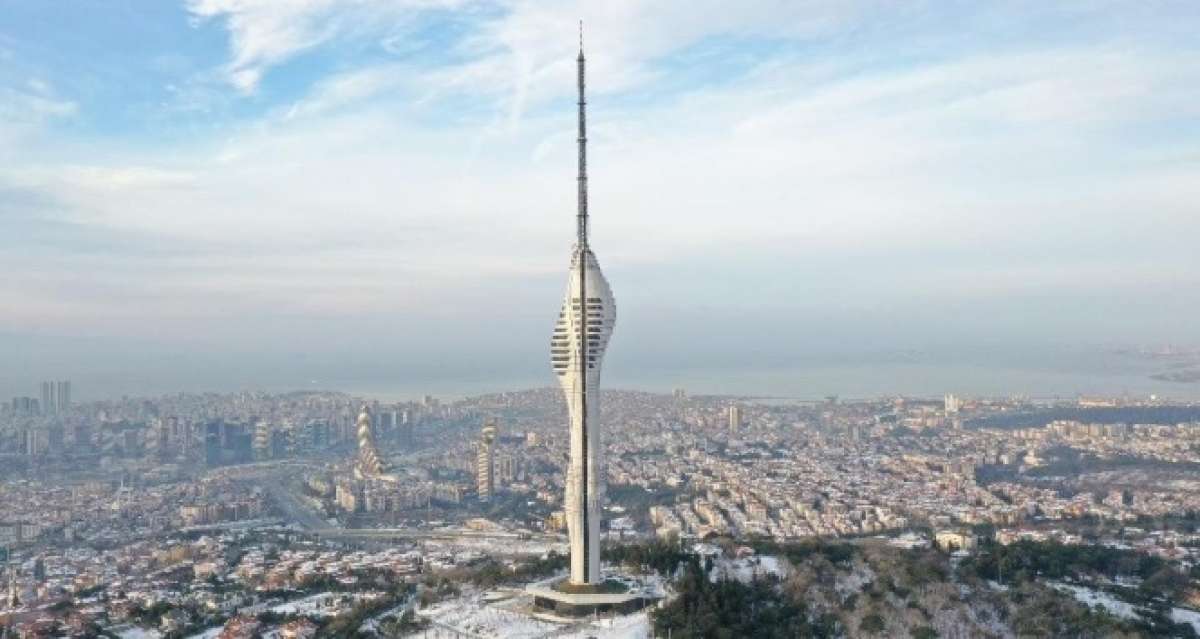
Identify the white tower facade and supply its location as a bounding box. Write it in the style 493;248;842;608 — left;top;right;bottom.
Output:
551;37;616;586
477;419;498;502
355;405;385;479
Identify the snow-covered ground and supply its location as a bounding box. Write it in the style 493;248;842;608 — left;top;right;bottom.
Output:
417;588;656;638
183;628;222;639
1052;581;1200;634
710;554;788;583
267;590;387;618
1172;607;1200;633
556;612;651;639
114;627;162;639
1050;582;1139;620
420;596;560;638
422;537;566;558
270;591;339;616
834;561;875;601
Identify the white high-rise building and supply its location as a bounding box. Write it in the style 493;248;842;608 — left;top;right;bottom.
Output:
40;382;53;415
354;405;385;479
477;419;498;502
253;420;271;461
550;39;616;587
39;380;71;415
57;380;70;413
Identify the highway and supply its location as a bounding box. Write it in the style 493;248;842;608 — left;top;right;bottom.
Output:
249;467;563;545
264;480;334;531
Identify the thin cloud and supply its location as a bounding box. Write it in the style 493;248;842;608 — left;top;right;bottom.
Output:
186;0;473;93
1;2;1198;396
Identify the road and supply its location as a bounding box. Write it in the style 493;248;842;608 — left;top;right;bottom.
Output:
264;480;333;531
257;472;561;545
313;527;560;543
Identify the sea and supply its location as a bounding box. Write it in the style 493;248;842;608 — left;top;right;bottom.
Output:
329;349;1200;403
40;346;1200;404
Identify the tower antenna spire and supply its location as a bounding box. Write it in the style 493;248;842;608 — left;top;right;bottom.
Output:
576;20;588;247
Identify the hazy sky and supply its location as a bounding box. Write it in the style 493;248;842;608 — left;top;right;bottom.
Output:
1;1;1198;400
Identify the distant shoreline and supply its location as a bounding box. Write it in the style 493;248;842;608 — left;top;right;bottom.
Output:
1150;369;1200;384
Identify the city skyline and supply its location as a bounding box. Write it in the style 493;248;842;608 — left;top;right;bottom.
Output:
2;2;1199;401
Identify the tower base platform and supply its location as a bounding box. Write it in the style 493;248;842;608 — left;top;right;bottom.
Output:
526;577;658;618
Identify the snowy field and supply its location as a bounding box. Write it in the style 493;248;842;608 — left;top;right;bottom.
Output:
420;597;560;638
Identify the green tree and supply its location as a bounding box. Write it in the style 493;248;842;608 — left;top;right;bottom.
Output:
860;613;886;635
911;626;938;639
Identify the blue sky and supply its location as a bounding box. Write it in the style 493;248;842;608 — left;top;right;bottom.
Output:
1;1;1198;400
